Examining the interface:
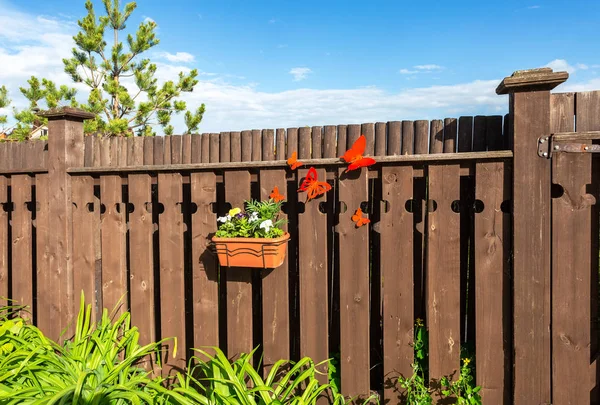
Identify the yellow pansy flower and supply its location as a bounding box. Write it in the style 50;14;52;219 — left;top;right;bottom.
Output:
229;207;241;216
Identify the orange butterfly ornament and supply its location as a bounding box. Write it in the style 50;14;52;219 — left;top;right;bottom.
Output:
287;152;304;170
351;208;371;227
298;167;331;201
269;186;285;202
340;135;376;172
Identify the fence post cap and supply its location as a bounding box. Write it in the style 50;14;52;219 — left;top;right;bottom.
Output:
496;67;568;95
38;107;96;121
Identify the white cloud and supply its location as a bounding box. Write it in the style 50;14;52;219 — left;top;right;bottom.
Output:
576;63;589;70
143;16;155;24
527;5;541;9
399;69;418;75
546;59;577;74
156;51;195;63
399;65;444;75
414;64;444;71
289;67;312;81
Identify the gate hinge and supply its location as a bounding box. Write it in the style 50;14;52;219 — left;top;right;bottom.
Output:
537;131;600;158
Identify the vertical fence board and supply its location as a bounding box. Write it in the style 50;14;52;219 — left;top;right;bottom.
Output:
163;135;172;165
263;129;275;161
260;170;290;371
473;116;487;152
129;174;155;346
220;132;231;163
324;126;337;158
252;130;262;161
286;128;298;158
347;124;360;151
158;173;186;372
276;129;285;160
337;125;348;158
298;167;329;383
312;126;322;158
34;174;49;318
191;172;219;348
0;176;6;307
381;166;414;399
241;131;252;162
190;134;201;164
443;118;457;153
475;161;510;405
429;120;444;154
387;121;402;156
100;175;127;315
338;168;370;398
362;123;374;156
401;121;414;155
427;164;461;392
414;120;429;155
118;138;127;166
129;137;144;166
171;135;183;165
224;171;253;357
182;134;192;164
11;175;32;318
458;117;473;153
299;127;311;159
72;176;97;320
374;122;386;157
201;133;210;163
551;91;592;405
486;116;504;151
100;138;111;166
84;136;94;166
143;137;154;166
210;133;220;163
154;137;164;165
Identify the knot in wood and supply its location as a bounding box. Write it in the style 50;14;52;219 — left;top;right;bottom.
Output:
354;295;362;303
384;173;397;184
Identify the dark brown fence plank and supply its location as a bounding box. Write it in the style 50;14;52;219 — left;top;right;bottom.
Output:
230;132;241;163
224;170;253;358
381;166;414;400
129;137;144;166
475;161;510;405
324;125;337;158
182;134;192;164
458;117;473;153
263;129;275;161
129;174;155;346
34;174;49;317
486;116;503;151
201;133;210;163
427;164;461;391
551;91;592;405
158;173;186;372
220;132;231;163
402;121;414;155
252;129;262;161
415;120;429;155
429;119;443;154
72;176;97;321
0;176;7;307
84;136;94;166
347;124;360;151
338;167;370;398
154;136;164;165
286;128;298;158
443;118;457;153
11;175;32;319
210;133;220;163
171;135;183;165
100;138;111;166
299;127;311;159
260;169;290;371
362;123;374;156
191;134;201;164
276;129;285;160
0;144;6;171
241;130;252;162
191;172;219;348
163;135;172;165
142;136;154;165
312;126;323;158
100;175;127;316
92;137;101;167
374;122;386;156
118;138;128;166
336;125;347;157
473;116;486;152
109;137;118;166
298;167;329;383
387;121;401;156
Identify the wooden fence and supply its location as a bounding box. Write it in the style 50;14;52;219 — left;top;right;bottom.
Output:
0;68;598;405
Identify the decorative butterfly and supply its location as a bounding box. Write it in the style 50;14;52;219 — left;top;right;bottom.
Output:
340;135;376;172
351;208;371;227
287;151;304;170
298;167;331;202
269;186;285;202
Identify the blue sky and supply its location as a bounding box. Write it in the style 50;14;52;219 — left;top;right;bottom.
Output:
1;0;600;132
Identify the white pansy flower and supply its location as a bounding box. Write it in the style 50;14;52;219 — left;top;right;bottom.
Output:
249;212;259;223
259;219;273;233
217;215;231;223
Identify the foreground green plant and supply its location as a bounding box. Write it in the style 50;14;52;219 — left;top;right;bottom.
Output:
215;199;287;239
440;358;482;405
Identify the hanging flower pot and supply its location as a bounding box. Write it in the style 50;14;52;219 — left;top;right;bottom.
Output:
210;188;289;269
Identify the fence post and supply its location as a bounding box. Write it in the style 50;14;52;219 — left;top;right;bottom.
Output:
496;68;568;405
37;107;95;341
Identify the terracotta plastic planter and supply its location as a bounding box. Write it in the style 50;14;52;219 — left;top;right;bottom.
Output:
211;233;290;268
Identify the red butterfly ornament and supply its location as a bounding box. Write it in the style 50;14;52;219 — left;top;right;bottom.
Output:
298;167;331;201
340;135;376;172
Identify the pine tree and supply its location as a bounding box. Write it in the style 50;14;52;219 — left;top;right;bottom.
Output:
0;86;9;133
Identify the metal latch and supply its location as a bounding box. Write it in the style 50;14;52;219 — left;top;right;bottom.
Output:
538;131;600;158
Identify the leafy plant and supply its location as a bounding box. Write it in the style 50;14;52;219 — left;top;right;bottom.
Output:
328;352;341;395
183;346;346;405
215;199;287;239
440;358;482;405
397;319;430;405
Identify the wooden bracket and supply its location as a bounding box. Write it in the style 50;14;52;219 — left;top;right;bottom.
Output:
538;131;600;158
